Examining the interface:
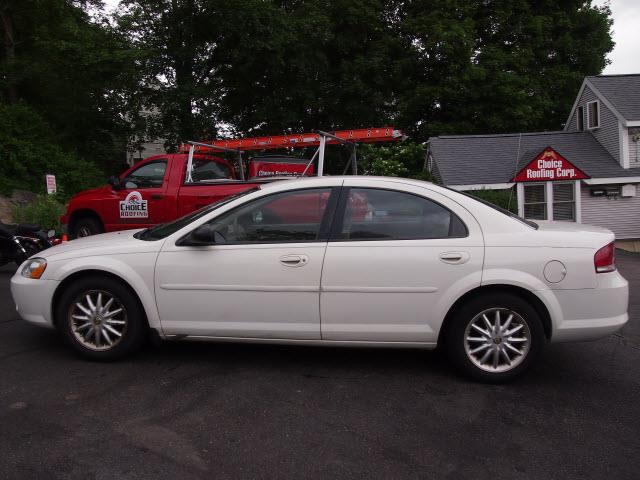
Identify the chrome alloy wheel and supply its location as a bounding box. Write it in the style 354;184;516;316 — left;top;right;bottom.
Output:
463;308;531;373
68;290;128;351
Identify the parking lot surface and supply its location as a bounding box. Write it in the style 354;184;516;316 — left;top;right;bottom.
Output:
1;253;639;479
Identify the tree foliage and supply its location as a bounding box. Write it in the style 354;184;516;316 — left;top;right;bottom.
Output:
0;0;139;191
0;103;103;197
0;0;614;194
118;0;613;148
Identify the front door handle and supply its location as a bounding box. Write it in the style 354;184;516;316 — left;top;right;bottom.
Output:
151;194;163;200
279;254;309;267
439;251;470;264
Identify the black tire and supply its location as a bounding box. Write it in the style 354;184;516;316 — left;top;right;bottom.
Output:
55;275;148;360
72;217;103;238
444;293;545;383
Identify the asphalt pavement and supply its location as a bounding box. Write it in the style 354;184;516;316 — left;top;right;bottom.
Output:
1;254;639;479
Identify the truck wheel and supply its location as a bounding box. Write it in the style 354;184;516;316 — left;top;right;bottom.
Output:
72;217;103;238
444;293;544;383
56;275;148;360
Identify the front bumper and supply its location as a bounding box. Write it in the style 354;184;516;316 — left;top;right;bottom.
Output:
550;270;629;342
10;272;60;329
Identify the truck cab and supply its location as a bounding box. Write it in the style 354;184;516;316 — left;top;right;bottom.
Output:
61;152;317;238
62;153;261;237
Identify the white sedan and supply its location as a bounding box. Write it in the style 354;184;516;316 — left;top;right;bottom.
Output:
11;177;628;382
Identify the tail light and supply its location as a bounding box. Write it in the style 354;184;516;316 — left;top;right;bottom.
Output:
594;242;616;273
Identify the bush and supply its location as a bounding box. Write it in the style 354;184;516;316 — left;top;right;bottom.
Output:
357;142;434;181
468;188;518;213
12;194;67;233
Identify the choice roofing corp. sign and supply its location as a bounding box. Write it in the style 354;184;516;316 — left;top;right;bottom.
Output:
119;191;148;218
512;147;589;182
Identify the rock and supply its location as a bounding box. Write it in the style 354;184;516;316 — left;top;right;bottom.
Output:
0;189;39;224
0;195;12;223
11;189;38;205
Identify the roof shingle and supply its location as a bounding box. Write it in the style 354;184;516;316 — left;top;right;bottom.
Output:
587;74;640;121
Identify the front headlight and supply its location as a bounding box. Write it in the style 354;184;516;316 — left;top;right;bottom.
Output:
21;258;47;279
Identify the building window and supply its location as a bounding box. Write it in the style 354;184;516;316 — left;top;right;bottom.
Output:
587;101;600;129
523;183;547;220
577;105;584;131
552;183;575;221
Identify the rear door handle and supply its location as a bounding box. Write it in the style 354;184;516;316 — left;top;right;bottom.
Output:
279;254;309;267
439;251;470;264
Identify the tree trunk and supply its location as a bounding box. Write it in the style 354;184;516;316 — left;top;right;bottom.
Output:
171;0;196;142
0;2;18;103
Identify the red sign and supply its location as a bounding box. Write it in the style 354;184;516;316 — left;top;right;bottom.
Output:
512;147;589;182
45;174;57;194
248;159;314;178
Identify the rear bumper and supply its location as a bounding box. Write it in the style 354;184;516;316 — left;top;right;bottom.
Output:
10;271;59;329
549;271;628;342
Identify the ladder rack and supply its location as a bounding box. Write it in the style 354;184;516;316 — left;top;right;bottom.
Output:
183;126;405;180
182;127;404;153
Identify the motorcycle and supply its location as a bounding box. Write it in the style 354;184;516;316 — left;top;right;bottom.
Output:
0;222;58;268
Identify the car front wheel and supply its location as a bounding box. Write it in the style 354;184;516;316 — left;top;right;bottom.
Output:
56;276;147;360
445;293;545;383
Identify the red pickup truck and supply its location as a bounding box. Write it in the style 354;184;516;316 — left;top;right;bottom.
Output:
61;127;403;237
61;153;311;237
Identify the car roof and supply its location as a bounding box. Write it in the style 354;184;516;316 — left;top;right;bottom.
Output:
258;175;438;191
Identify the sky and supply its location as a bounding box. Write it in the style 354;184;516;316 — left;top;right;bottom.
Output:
594;0;640;74
102;0;638;75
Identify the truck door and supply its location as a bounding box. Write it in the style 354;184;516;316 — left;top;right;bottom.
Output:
107;158;172;230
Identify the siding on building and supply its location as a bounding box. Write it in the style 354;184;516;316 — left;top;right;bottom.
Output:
566;85;621;164
630;129;640;168
581;184;640;239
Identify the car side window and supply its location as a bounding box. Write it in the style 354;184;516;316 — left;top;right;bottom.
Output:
123;160;167;189
205;188;333;244
337;188;467;240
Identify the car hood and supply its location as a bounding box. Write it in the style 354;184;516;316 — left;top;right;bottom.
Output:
39;229;163;261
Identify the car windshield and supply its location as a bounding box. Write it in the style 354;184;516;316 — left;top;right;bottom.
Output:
445;187;538;229
135;187;260;241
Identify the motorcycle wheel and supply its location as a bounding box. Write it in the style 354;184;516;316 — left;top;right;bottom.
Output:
13;238;43;266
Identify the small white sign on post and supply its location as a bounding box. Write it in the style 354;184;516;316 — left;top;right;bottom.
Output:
46;174;57;194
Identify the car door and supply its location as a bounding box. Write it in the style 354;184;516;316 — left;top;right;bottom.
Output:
108;158;171;230
320;180;484;343
155;186;339;339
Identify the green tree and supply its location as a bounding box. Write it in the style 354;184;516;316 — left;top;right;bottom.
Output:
216;0;409;134
115;0;613;154
0;103;103;197
396;0;614;140
0;0;140;174
116;0;227;146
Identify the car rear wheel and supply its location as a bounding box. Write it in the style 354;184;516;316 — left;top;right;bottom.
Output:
72;217;103;238
56;276;147;360
444;293;544;383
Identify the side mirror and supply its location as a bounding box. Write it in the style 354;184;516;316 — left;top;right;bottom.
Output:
108;175;122;190
178;224;225;246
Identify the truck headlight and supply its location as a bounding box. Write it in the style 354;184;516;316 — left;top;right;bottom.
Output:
21;258;47;279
